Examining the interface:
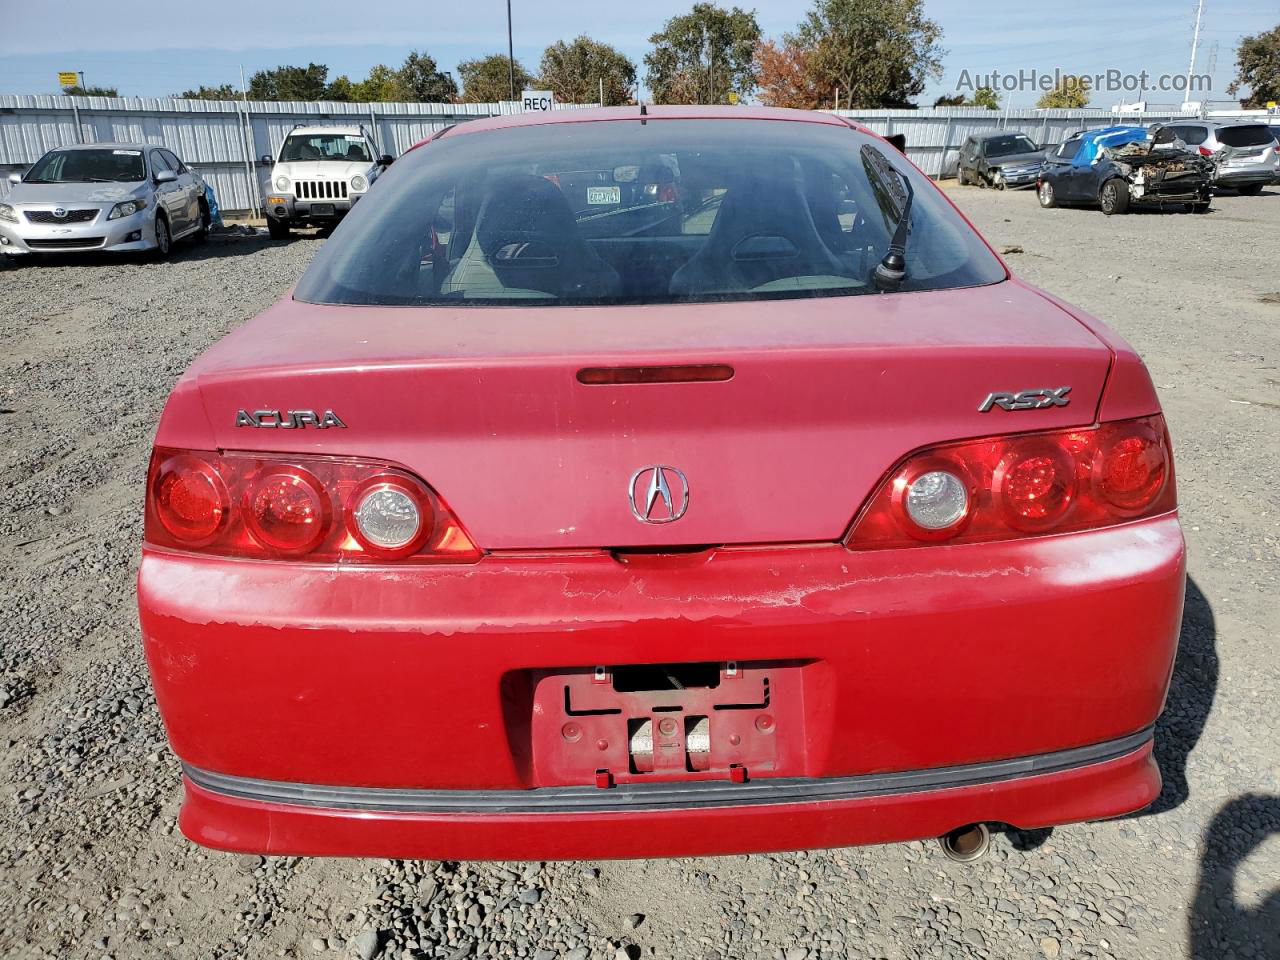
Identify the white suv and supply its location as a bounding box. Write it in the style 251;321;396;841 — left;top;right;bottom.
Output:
263;125;393;238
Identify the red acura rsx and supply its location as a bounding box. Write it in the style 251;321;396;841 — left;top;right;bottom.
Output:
137;106;1184;862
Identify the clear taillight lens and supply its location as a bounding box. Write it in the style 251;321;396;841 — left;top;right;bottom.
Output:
846;415;1175;549
145;448;480;564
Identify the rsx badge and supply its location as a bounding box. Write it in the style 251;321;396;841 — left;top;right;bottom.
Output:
978;387;1071;413
235;409;347;429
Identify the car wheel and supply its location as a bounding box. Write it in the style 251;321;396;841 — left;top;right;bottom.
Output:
992;170;1006;191
1099;179;1130;215
1237;183;1264;195
1037;181;1057;209
267;218;291;240
153;214;172;258
1190;201;1211;213
194;200;211;243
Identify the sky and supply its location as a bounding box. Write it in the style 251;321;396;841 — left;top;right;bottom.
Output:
0;0;1273;108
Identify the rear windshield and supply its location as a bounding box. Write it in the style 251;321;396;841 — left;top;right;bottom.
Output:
25;148;145;183
294;119;1006;307
983;134;1038;157
1216;125;1276;148
280;134;372;163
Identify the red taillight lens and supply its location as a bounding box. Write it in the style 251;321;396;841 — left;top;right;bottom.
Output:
145;449;480;564
152;454;229;544
1198;146;1213;156
847;415;1174;549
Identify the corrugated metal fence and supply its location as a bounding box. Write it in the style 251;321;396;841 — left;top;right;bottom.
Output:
0;95;593;212
1;96;1250;211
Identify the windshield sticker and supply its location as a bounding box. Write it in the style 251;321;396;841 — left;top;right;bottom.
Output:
587;186;620;205
344;136;364;142
113;149;142;156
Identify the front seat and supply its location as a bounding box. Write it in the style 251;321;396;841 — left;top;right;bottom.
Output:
441;174;620;299
669;156;851;296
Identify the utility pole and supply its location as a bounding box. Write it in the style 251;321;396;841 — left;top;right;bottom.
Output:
506;0;516;100
1184;0;1205;106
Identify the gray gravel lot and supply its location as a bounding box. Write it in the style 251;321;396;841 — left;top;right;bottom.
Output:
1;189;1277;960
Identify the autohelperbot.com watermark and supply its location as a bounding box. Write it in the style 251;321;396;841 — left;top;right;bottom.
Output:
955;68;1212;96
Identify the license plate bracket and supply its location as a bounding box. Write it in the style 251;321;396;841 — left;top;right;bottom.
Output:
311;203;334;216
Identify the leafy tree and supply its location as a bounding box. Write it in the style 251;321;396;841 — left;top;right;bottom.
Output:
248;63;330;101
755;38;823;109
176;84;237;100
539;36;636;105
1036;74;1091;109
932;93;965;106
645;3;762;104
1227;25;1280;108
352;64;405;102
459;53;534;102
972;85;1000;109
790;0;944;109
399;50;457;102
61;85;118;97
325;76;357;101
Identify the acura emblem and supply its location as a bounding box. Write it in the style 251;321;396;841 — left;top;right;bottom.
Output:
53;207;67;218
628;466;689;523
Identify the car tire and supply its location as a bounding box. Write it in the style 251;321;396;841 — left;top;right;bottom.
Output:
194;200;211;243
1237;183;1264;195
1190;201;1211;213
1099;179;1130;215
267;218;291;240
1037;181;1057;208
152;214;172;258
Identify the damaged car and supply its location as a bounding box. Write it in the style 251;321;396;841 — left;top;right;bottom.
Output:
957;132;1046;190
1037;125;1213;215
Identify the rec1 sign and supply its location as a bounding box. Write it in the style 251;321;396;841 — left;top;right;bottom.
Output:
521;90;555;112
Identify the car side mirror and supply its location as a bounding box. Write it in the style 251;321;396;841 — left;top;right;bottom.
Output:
260;154;274;166
154;169;178;184
7;172;20;184
380;154;394;166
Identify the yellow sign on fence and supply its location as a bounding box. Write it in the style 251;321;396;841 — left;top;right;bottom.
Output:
58;71;79;87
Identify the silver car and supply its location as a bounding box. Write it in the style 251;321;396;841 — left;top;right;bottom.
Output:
0;142;210;263
1162;121;1280;194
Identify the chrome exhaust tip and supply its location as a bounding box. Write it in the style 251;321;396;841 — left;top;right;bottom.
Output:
939;823;991;863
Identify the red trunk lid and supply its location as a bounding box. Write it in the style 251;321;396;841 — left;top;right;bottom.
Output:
184;281;1112;550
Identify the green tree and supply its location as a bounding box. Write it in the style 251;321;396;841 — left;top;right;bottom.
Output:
459;53;534;102
352;64;406;102
1036;74;1091;109
539;36;636;105
933;93;965;106
325;76;357;101
176;84;237;100
972;85;1000;109
645;3;762;104
248;63;330;101
1227;25;1280;108
61;85;118;97
790;0;944;109
399;50;457;102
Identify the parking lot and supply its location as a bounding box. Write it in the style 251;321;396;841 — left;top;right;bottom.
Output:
1;184;1277;960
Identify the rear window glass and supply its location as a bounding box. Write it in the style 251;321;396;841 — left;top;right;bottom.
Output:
1168;125;1207;146
1216;125;1276;148
281;134;372;163
294;120;1006;307
25;148;145;183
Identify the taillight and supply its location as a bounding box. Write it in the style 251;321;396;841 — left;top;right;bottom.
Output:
846;415;1174;550
1198;146;1213;157
146;448;480;564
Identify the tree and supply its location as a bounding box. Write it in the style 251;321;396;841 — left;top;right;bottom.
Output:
972;86;1000;109
1227;25;1280;108
459;54;534;102
399;50;457;102
755;38;824;109
539;36;636;105
352;64;406;102
248;63;330;101
325;76;357;101
176;84;237;101
1036;74;1091;109
933;93;965;106
61;85;118;97
790;0;944;109
645;3;762;104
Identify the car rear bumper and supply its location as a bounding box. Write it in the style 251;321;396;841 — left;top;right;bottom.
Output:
179;731;1159;859
1214;166;1277;187
139;513;1185;859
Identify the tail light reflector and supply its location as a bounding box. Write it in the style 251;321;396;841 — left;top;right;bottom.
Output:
146;448;479;564
847;415;1174;549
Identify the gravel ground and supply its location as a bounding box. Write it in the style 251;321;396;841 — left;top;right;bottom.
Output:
1;189;1277;960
